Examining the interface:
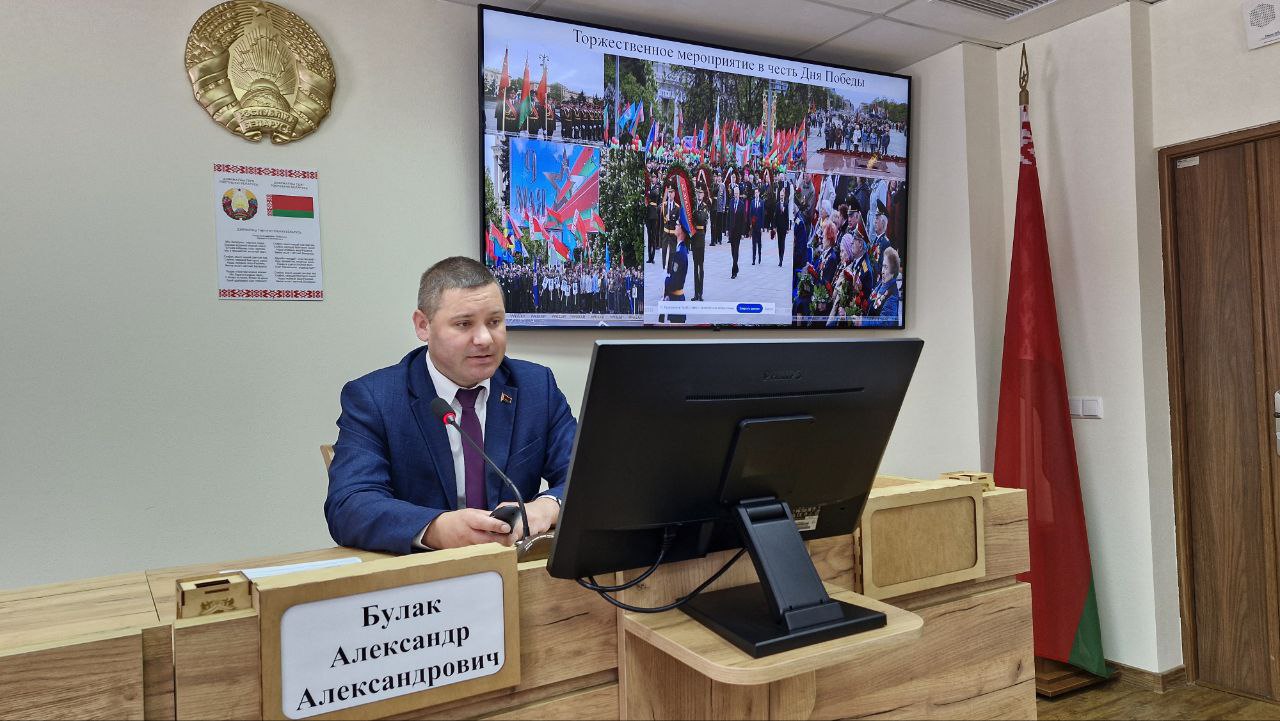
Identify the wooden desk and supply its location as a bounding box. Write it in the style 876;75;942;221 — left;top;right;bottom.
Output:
623;586;923;686
0;481;1032;720
0;572;166;720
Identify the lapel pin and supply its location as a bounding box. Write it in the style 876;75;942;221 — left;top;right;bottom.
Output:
500;392;513;404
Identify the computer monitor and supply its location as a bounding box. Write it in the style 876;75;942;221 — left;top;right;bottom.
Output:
547;338;923;657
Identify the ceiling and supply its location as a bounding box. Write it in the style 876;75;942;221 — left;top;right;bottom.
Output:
445;0;1163;72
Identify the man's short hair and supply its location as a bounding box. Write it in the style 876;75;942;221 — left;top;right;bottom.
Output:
417;256;497;317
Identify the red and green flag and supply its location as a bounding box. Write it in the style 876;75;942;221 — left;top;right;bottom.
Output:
267;194;313;218
563;210;583;246
525;211;548;242
498;48;509;96
550;224;572;261
993;75;1107;679
485;223;504;261
536;63;548;108
517;58;533;126
569;145;599;179
573;210;596;242
581;207;606;234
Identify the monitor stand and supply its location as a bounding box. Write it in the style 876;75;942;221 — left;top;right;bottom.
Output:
682;497;886;658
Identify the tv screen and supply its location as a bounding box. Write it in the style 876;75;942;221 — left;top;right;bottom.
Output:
479;6;909;328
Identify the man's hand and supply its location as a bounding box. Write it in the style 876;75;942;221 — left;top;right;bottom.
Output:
495;496;560;543
424;509;513;550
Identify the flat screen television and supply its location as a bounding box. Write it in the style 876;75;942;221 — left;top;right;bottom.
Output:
478;5;910;329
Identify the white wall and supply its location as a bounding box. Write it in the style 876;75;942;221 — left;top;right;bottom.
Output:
985;2;1180;673
0;0;480;587
0;0;987;588
1151;0;1280;148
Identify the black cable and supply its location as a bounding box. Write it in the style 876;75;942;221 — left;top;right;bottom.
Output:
589;548;747;614
576;527;677;593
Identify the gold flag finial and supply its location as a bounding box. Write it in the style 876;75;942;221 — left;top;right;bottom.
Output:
1019;44;1029;106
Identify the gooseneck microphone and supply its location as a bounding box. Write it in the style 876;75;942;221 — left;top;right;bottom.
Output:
429;396;531;539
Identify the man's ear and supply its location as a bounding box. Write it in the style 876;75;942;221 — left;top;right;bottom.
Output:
412;308;431;343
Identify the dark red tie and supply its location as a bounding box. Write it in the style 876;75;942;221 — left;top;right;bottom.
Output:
455;387;486;510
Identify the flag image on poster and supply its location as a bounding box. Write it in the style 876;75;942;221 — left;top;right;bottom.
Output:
268;194;315;218
213;164;323;300
993;54;1107;679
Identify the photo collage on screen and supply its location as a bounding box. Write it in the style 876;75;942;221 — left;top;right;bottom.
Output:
481;10;907;328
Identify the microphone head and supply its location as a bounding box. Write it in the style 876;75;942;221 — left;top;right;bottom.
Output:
429;397;456;426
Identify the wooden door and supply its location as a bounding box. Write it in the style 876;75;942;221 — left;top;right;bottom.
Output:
1163;138;1280;700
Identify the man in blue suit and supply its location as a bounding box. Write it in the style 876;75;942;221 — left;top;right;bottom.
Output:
325;257;576;554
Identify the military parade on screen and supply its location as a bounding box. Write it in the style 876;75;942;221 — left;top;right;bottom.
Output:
480;37;907;328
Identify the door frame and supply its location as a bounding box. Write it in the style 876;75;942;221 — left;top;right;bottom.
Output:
1158;121;1280;695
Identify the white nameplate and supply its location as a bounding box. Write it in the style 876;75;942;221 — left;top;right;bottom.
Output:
280;570;506;719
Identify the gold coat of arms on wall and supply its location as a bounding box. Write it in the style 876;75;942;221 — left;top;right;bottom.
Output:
186;0;336;144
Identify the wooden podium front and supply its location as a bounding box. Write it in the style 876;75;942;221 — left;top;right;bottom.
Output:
0;478;1033;720
621;583;923;719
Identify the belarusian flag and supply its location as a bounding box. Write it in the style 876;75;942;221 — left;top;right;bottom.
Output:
486;223;503;261
517;58;532;126
536;63;548;108
993;65;1107;679
550;226;572;260
498;48;509;96
525;211;548;242
570;146;598;179
574;211;595;242
581;208;606;233
267;194;313;218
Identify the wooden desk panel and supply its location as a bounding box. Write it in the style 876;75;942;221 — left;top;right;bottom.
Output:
0;629;146;720
807;583;1034;719
623;587;922;686
0;572;157;648
162;550;619;721
0;484;1030;721
173;610;260;721
0;572;160;720
512;560;618;692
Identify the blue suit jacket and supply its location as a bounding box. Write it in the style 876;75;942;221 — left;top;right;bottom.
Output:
324;346;577;554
